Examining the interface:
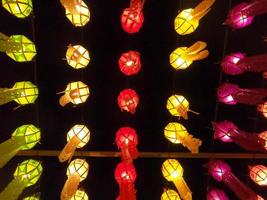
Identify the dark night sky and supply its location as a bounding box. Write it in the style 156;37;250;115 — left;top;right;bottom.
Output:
0;0;267;199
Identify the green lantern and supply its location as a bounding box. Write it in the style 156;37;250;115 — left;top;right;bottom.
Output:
0;124;40;168
2;0;33;18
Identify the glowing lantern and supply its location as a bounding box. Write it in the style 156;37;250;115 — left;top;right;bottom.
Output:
206;160;263;200
207;188;229;200
66;45;90;69
59;81;90;107
212;120;237;143
170;41;209;70
162;159;192;200
174;0;215;35
61;159;89;200
220;53;246;75
0;81;38;107
2;0;33;18
59;125;90;162
259;131;267;150
114;162;137;200
249;165;267;186
0;33;36;62
0;159;42;200
23;196;39;200
164;122;202;153
161;189;181;200
0;124;40;168
117;89;139;114
257;102;267;119
70;190;88;200
115;127;139;163
118;50;141;76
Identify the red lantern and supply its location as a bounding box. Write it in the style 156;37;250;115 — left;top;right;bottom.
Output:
115;127;139;163
117;89;139;114
115;162;137;200
118;51;141;76
121;0;144;33
249;165;267;186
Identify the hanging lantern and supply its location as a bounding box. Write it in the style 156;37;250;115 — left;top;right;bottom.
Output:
117;89;139;114
66;44;90;69
174;0;215;35
206;160;263;200
61;159;89;200
162;159;192;200
114;162;137;200
0;33;36;62
170;41;209;70
257;102;267;119
161;189;181;200
59;81;90;107
217;82;267;105
220;53;246;75
118;50;141;76
0;81;38;107
164;122;202;153
115;127;139;163
207;188;229;200
259;131;267;150
23;196;39;200
0;159;42;200
121;0;144;33
70;189;88;200
212;120;237;143
2;0;33;18
59;125;90;162
249;165;267;186
0;124;40;168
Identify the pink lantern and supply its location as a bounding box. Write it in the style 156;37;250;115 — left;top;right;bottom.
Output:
212;120;237;142
221;53;246;75
207;188;229;200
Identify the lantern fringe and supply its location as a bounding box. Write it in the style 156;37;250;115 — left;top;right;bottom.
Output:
0;88;22;106
184;41;209;62
242;0;267;17
61;173;80;200
183;135;202;154
173;178;192;200
60;0;80;14
0;178;28;200
58;135;81;162
192;0;215;20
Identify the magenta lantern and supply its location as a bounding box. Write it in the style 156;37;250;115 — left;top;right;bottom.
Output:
207;188;229;200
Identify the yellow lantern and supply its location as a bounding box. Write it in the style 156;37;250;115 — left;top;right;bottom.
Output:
66;45;90;69
174;0;215;35
161;189;181;200
58;81;90;107
169;41;209;70
23;196;39;200
70;190;89;200
164;122;202;153
162;159;192;200
61;159;89;200
59;124;90;162
2;0;33;18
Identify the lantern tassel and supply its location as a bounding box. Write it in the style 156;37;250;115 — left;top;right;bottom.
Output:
58;135;81;162
242;0;267;17
184;41;209;62
59;94;72;107
60;0;80;14
236;53;267;72
0;178;28;200
188;109;200;115
61;173;81;200
0;88;22;106
192;0;215;21
183;135;202;153
0;32;21;53
173;177;192;200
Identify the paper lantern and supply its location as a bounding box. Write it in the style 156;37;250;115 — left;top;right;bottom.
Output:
162;159;192;200
121;0;144;33
117;89;139;114
170;41;209;70
161;189;181;200
174;0;215;35
249;165;267;186
59;81;90;107
115;127;139;162
220;53;246;75
207;188;229;200
164;122;202;153
0;124;40;168
257;102;267;119
66;45;90;69
0;159;42;200
0;81;38;107
212;120;237;143
59;124;90;162
0;33;36;62
259;131;267;150
2;0;33;18
70;190;89;200
61;159;89;200
118;50;141;76
114;162;137;200
23;196;39;200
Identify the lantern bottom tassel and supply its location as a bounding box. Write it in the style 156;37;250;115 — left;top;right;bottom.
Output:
0;178;27;200
174;178;192;200
61;173;80;200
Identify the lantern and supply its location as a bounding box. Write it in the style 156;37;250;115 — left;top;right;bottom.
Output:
212;120;237;143
257;102;267;119
115;127;139;162
0;81;38;107
174;0;215;35
66;44;90;69
220;53;246;75
164;122;202;153
2;0;33;18
23;196;39;200
259;131;267;150
0;124;40;168
59;125;90;162
207;188;229;200
121;0;144;33
161;189;181;200
118;50;141;76
170;41;209;70
217;82;267;105
61;159;89;200
59;81;90;107
70;190;88;200
0;33;36;62
61;0;90;27
249;165;267;186
0;159;42;200
117;89;139;114
114;162;137;200
162;159;192;200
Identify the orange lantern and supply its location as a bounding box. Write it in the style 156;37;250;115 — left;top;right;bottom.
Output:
257;102;267;119
66;44;90;69
249;165;267;186
118;50;141;76
259;131;267;150
117;89;139;114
